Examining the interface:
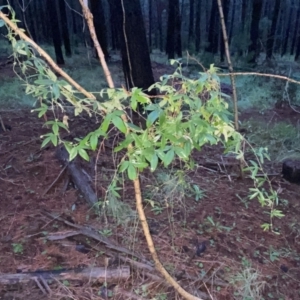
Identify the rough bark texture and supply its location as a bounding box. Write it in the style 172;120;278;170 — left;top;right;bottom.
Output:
109;0;155;94
281;0;293;56
266;0;280;59
90;0;109;60
195;0;201;52
247;0;263;63
206;0;219;54
46;0;64;64
166;0;181;58
55;146;98;206
188;0;194;45
59;0;72;57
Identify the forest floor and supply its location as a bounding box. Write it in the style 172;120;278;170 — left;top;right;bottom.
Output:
0;54;300;300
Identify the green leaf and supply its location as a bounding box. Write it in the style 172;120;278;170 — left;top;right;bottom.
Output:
112;116;127;134
127;122;142;132
69;148;78;161
146;110;159;127
50;134;58;146
174;146;188;160
52;122;59;135
132;161;148;169
119;161;129;172
90;133;98;150
57;122;69;131
127;164;137;180
78;148;89;161
16;48;27;55
100;115;112;133
41;136;51;148
34;79;53;85
52;84;60;99
150;154;158;172
163;149;175;167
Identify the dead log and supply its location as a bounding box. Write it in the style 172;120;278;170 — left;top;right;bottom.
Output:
55;145;98;205
0;267;130;285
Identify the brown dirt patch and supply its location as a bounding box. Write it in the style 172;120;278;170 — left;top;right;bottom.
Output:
0;108;299;300
1;56;300;299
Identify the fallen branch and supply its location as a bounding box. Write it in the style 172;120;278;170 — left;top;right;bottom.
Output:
43;210;150;265
0;267;130;285
55;145;98;205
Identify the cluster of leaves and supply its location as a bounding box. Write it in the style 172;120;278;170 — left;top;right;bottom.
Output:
116;64;242;179
1;5;284;232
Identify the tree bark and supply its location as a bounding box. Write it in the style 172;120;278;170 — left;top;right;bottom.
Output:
266;0;281;59
290;1;300;55
59;0;72;57
220;0;230;62
149;0;152;52
46;0;64;64
188;0;194;45
281;0;293;56
166;0;181;58
206;0;219;54
247;0;263;64
195;0;201;52
109;0;155;94
90;0;109;60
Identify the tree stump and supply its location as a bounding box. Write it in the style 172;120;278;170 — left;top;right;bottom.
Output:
282;159;300;184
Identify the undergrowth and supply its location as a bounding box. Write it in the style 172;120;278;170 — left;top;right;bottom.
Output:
243;119;300;162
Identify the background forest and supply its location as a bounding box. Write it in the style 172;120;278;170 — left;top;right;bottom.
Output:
1;0;300;300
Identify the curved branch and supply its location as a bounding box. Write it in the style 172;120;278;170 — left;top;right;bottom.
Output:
0;11;95;100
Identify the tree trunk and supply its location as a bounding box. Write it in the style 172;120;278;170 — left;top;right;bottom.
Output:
175;0;182;57
290;1;300;55
206;0;219;54
195;0;201;52
266;0;280;59
58;0;72;57
109;0;155;95
149;0;152;52
27;1;37;42
228;0;236;45
239;0;248;56
110;5;119;50
90;0;109;60
166;0;176;58
46;0;64;65
220;0;230;62
281;0;293;56
188;0;194;45
155;0;164;52
247;0;263;64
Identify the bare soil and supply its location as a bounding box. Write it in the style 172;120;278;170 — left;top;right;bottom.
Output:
0;57;300;300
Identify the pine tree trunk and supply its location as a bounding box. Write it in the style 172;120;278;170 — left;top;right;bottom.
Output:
220;0;230;62
59;0;72;57
195;0;201;52
266;0;280;59
281;0;293;56
247;0;263;64
46;0;64;64
188;0;194;45
90;0;109;60
109;0;155;94
166;0;176;58
290;2;300;55
206;0;219;54
149;0;152;52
